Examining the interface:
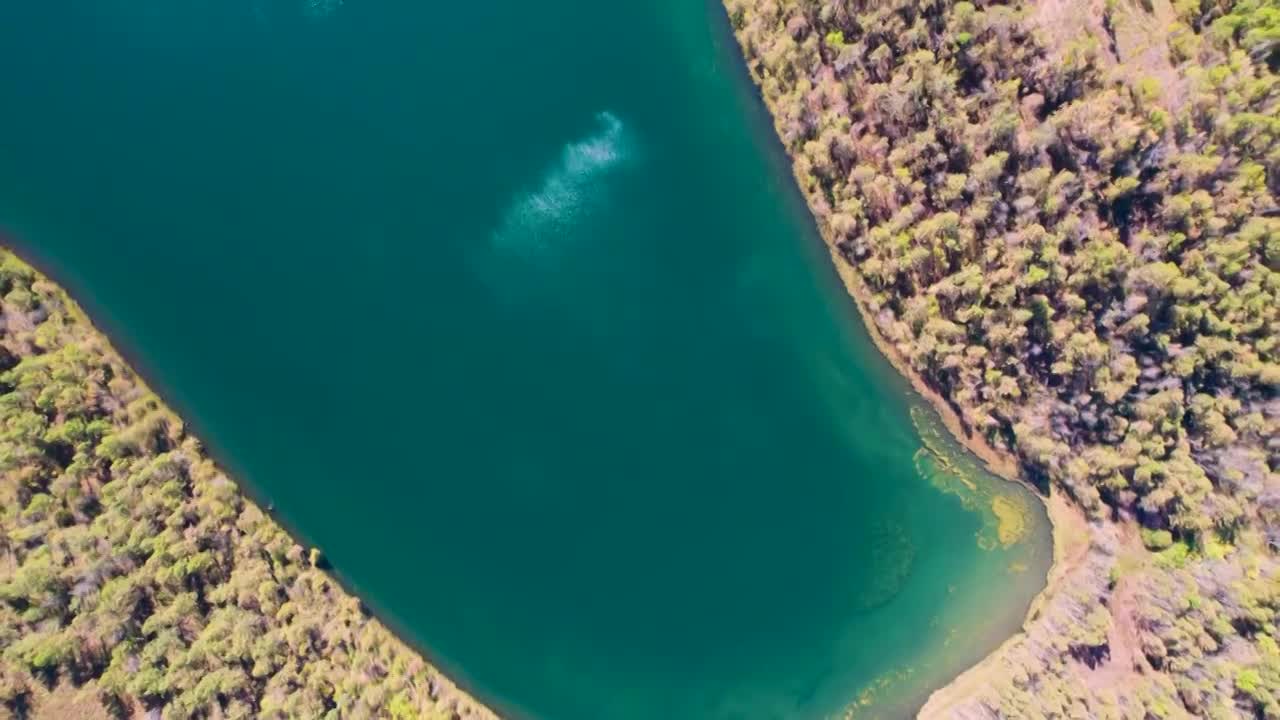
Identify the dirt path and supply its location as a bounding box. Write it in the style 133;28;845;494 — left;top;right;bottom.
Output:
1079;526;1151;692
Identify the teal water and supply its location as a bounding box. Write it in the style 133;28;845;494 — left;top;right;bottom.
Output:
0;1;1051;718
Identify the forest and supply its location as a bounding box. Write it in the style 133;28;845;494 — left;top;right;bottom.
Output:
0;251;494;719
724;0;1278;716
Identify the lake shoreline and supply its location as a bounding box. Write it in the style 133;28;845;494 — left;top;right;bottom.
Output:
918;489;1091;717
711;4;1072;714
806;145;1079;720
0;238;507;720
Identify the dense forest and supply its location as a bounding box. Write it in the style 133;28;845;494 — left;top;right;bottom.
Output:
0;251;493;719
724;0;1278;716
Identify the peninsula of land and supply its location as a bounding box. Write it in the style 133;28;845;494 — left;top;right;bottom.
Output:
724;0;1278;716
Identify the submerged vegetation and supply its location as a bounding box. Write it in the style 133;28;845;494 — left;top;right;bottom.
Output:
725;0;1278;715
912;406;1035;550
857;520;918;611
0;251;493;719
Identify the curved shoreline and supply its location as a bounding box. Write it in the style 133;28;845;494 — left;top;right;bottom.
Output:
8;8;1064;711
919;490;1090;717
0;239;505;720
811;167;1080;720
709;5;1070;714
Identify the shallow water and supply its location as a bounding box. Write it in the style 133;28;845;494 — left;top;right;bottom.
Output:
0;1;1051;717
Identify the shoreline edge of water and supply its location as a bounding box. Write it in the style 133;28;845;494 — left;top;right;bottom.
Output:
709;4;1080;715
0;237;507;720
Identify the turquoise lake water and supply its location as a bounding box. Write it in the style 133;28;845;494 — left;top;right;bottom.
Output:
0;1;1051;717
